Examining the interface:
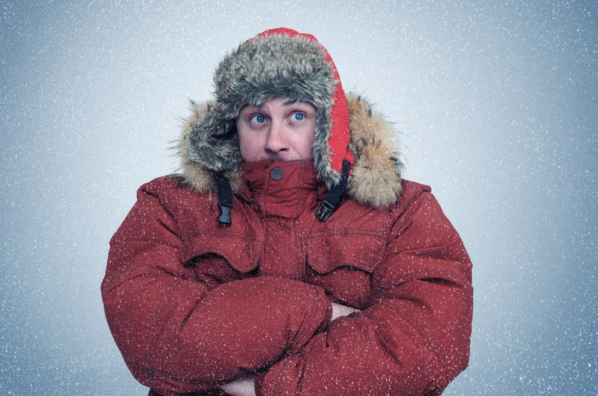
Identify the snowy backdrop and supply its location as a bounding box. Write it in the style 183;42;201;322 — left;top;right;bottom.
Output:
1;0;597;394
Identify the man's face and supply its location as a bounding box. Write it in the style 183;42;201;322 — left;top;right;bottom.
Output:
236;97;316;162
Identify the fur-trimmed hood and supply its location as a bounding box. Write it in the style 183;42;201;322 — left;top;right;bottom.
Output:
178;92;403;208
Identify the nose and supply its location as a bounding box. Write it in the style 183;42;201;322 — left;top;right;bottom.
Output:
264;119;289;158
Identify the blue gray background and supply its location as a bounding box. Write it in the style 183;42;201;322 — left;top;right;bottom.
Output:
1;1;597;394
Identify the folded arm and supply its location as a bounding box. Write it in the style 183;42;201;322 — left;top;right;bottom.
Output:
219;302;360;396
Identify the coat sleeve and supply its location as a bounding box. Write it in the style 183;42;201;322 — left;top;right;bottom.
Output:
101;179;332;395
255;190;474;396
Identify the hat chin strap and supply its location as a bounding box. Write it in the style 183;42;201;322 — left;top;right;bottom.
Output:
316;160;351;222
214;172;233;225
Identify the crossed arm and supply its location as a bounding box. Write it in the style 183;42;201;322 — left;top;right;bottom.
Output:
221;302;360;396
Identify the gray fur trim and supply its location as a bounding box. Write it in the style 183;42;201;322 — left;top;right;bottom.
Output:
186;102;240;173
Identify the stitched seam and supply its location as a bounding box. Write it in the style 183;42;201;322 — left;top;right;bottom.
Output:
386;269;469;288
308;229;386;238
187;230;251;239
307;239;386;273
390;234;460;257
183;237;258;270
111;239;180;250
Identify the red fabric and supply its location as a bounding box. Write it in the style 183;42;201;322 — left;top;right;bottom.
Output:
256;28;355;174
102;160;473;395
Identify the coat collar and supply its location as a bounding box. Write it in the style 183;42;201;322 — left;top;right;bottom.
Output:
240;160;319;219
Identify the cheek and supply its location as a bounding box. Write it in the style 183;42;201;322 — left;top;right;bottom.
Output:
297;133;315;160
237;126;250;159
238;130;263;161
236;121;248;157
238;135;253;159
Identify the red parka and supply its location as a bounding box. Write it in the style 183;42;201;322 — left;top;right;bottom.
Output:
102;92;473;396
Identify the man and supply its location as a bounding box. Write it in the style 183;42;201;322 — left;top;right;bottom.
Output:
101;28;473;396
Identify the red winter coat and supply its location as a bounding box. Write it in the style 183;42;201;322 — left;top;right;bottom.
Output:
101;95;473;396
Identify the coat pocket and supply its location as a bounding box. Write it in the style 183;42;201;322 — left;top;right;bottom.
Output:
306;231;387;274
181;231;262;273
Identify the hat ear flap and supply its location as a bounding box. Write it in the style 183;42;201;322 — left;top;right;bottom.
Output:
186;104;241;173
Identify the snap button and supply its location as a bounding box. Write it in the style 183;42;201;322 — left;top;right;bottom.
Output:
271;167;284;180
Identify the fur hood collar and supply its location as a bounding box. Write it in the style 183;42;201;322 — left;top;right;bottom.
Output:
177;93;403;209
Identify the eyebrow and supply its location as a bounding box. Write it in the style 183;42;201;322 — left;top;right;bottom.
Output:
241;100;313;112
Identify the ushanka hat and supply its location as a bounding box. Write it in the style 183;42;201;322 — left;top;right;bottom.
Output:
185;27;355;223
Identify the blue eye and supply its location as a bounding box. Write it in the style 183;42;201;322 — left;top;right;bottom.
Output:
293;113;305;121
252;115;266;123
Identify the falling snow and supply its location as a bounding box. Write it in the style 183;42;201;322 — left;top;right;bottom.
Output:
1;0;597;394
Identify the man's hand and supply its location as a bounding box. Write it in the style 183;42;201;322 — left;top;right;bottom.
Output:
218;304;358;395
331;302;360;322
220;376;256;396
